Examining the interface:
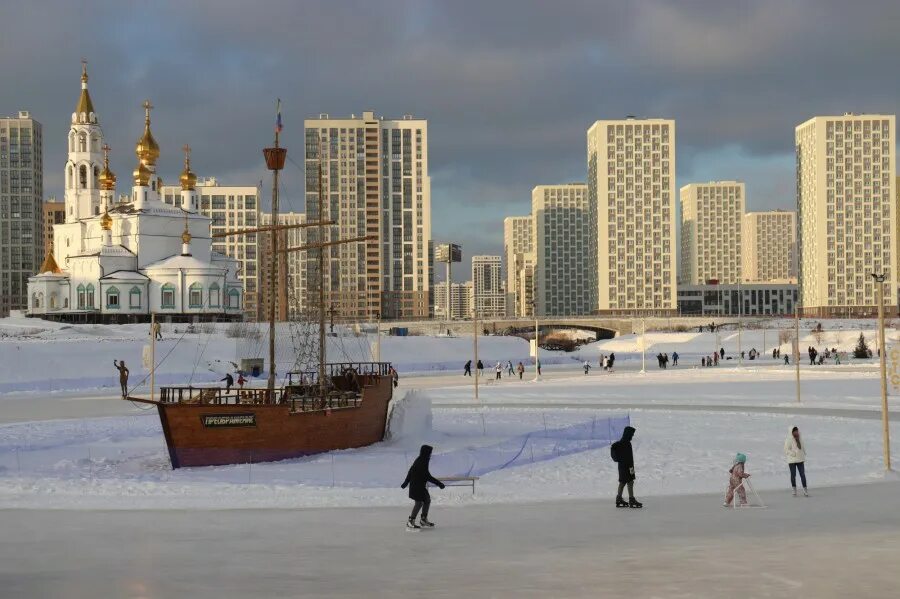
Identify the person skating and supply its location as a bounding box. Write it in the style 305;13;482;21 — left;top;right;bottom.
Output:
784;354;790;365
495;362;502;380
607;353;615;372
516;361;525;380
672;351;679;366
221;373;234;393
724;453;751;507
784;426;809;496
583;360;591;375
113;359;129;398
610;426;641;508
506;360;514;377
720;347;725;359
464;360;472;377
476;359;484;377
237;373;246;389
537;359;542;376
401;444;445;529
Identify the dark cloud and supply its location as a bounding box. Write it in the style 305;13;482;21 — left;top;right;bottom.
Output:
3;0;900;270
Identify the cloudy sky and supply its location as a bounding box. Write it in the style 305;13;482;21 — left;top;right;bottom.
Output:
3;0;900;269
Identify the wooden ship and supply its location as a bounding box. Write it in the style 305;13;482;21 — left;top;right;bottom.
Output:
128;109;394;468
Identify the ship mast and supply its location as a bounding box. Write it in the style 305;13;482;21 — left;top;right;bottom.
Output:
263;117;287;394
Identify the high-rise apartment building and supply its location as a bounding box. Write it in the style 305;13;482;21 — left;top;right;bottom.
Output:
503;215;533;317
42;196;65;258
433;281;473;319
162;178;260;317
588;118;677;315
259;211;306;320
795;114;897;317
1;111;43;316
532;184;595;316
304;111;430;322
471;255;505;318
679;181;744;285
742;210;796;283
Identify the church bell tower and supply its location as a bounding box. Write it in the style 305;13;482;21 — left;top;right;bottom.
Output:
65;61;104;223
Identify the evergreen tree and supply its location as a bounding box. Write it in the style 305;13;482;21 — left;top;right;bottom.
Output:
853;332;871;359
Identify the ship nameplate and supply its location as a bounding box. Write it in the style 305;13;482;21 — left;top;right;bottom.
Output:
201;413;257;428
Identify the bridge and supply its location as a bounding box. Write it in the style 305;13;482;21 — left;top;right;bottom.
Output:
380;315;757;339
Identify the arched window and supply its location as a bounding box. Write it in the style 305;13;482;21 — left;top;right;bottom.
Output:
93;166;99;188
50;294;57;309
208;283;221;308
78;132;87;152
105;286;120;310
85;284;95;308
77;284;86;309
129;286;142;309
91;135;99;152
79;165;87;189
32;293;40;309
67;166;73;189
226;288;240;310
64;297;69;308
189;283;203;308
161;284;175;309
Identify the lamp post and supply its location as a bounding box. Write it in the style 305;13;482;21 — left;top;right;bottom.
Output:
530;298;540;381
640;317;646;374
738;279;743;367
870;272;892;471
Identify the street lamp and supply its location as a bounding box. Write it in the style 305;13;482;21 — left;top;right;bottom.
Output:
870;272;892;471
530;298;540;381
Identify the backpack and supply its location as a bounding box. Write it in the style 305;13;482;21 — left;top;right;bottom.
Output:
610;441;620;462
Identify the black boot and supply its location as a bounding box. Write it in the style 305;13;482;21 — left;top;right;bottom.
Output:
628;497;643;508
616;496;629;508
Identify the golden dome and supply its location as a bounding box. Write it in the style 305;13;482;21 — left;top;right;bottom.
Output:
98;144;116;190
75;60;95;119
38;242;63;275
100;209;113;231
180;144;197;191
134;100;160;166
133;158;151;186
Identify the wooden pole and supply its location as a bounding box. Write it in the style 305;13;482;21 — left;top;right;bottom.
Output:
267;132;280;394
474;307;479;401
211;221;334;238
318;149;326;401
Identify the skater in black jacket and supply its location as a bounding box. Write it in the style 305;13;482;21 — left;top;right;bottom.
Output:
401;445;445;529
610;426;642;508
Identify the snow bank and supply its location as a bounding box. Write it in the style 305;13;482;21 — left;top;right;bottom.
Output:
385;390;433;441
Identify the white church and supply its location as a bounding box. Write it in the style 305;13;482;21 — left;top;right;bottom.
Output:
27;64;243;323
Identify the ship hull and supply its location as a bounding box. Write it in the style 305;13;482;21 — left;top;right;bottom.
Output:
156;375;394;468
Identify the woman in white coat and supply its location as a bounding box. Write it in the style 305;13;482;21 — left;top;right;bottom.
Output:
784;426;808;496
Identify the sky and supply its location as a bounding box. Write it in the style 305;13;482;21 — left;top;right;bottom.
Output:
3;0;900;274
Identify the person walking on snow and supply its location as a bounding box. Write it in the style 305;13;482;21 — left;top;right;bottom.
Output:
476;360;484;377
401;444;445;529
724;453;751;507
152;321;162;340
720;347;725;359
611;426;642;508
464;360;472;377
672;351;679;366
607;353;615;372
516;362;525;380
507;360;514;377
495;362;502;380
537;359;542;376
785;426;809;496
237;373;246;389
221;373;234;393
583;360;591;375
113;359;129;398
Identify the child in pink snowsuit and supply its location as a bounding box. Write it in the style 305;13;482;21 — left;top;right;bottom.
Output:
724;453;750;506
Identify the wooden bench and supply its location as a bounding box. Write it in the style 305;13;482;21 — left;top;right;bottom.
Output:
439;476;480;495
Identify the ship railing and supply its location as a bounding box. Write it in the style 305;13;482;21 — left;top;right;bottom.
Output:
286;361;393;386
158;386;291;406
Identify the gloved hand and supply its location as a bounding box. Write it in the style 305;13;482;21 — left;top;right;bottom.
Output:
438;482;446;490
629;467;635;476
401;482;408;489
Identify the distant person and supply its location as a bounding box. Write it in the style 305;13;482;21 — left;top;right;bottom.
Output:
237;373;247;389
516;361;525;380
401;444;445;529
495;362;502;380
390;366;399;388
602;356;609;371
152;321;162;341
701;356;707;368
583;360;591;375
724;453;751;507
221;373;234;392
719;348;725;359
113;359;129;398
672;351;679;366
656;353;664;369
784;426;809;497
464;360;472;377
663;353;669;369
506;360;514;377
607;353;615;372
772;348;777;359
476;360;484;377
713;353;719;366
611;426;641;508
537;359;542;376
784;354;790;365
